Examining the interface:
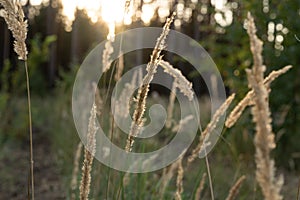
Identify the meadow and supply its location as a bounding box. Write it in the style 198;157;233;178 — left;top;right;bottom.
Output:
0;0;299;200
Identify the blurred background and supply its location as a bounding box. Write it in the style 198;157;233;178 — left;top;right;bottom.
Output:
0;0;299;199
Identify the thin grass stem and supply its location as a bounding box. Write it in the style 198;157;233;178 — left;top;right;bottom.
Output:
205;156;214;200
25;61;34;200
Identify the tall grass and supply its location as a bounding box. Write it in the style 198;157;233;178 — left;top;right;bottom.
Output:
225;175;246;200
0;1;34;199
125;12;176;152
0;1;294;199
79;103;98;200
245;13;283;200
66;11;294;200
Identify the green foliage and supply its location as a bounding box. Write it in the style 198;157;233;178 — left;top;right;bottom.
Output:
49;64;80;176
0;61;28;141
0;1;299;198
0;34;57;142
0;61;11;114
197;0;300;168
8;34;57;95
243;0;300;168
265;0;300;168
27;34;57;94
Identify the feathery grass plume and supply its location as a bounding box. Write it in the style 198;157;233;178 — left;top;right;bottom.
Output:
188;93;235;163
245;13;283;200
172;115;194;133
114;51;125;81
159;60;194;100
225;65;292;128
0;0;27;60
114;70;138;118
159;158;181;199
70;142;83;200
166;81;177;128
175;157;184;200
102;39;114;73
92;83;103;116
262;65;292;88
125;12;176;152
194;173;207;200
0;1;34;199
225;175;246;200
80;103;98;200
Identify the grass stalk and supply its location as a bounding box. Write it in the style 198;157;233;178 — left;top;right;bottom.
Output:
25;61;34;200
225;175;246;200
70;142;83;199
194;173;206;200
246;13;283;200
0;1;33;198
188;94;235;164
225;65;292;128
125;12;175;152
205;154;214;200
79;103;98;200
175;157;184;200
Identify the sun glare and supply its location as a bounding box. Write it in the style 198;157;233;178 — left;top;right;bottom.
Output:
101;0;125;24
22;0;236;32
29;0;44;6
141;4;155;25
58;0;132;32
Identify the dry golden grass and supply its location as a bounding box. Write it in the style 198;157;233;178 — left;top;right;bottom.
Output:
1;2;293;198
245;12;283;200
0;1;34;199
125;12;176;152
188;94;235;164
194;173;207;200
159;60;194;101
70;142;83;200
66;10;293;200
225;65;292;128
225;175;246;200
79;103;98;200
0;0;27;60
175;156;184;200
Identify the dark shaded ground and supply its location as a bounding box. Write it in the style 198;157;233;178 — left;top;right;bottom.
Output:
0;130;299;199
0;133;66;199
